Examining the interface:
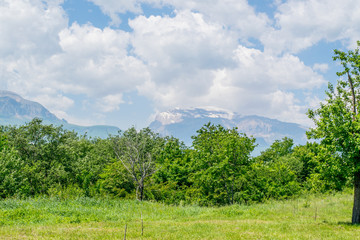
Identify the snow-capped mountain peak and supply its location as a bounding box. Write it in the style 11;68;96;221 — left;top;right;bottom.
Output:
155;108;236;126
150;108;308;155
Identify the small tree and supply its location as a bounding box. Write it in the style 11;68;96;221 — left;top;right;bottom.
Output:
111;127;163;201
308;41;360;224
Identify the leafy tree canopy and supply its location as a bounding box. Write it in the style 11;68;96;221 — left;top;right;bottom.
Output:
308;41;360;224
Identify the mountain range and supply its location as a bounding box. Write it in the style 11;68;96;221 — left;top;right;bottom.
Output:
0;90;308;154
0;90;120;138
149;108;308;154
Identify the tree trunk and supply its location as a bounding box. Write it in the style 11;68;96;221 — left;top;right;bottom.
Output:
139;184;144;201
352;169;360;224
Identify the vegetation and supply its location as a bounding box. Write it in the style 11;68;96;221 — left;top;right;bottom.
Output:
308;41;360;223
1;119;329;205
0;190;359;239
110;127;164;201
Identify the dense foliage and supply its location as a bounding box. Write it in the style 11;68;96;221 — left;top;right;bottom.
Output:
0;118;352;206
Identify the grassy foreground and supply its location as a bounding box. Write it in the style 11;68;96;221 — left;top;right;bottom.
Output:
0;190;360;239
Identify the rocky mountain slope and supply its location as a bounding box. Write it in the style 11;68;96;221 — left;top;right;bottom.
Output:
149;108;308;154
0;90;58;123
0;90;119;138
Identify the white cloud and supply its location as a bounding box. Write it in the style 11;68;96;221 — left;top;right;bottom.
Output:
262;0;360;54
231;46;325;90
131;10;237;85
0;0;66;59
88;0;142;26
313;63;329;73
33;94;74;119
129;12;325;125
52;23;149;96
1;0;353;129
130;10;237;105
200;49;325;126
0;0;68;108
1;22;148;104
0;1;149;122
90;0;271;42
88;0;360;54
97;93;125;112
130;10;237;69
163;0;271;41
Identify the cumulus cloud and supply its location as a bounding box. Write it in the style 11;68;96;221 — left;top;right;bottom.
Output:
52;23;148;97
90;0;271;42
33;94;74;119
0;0;68;109
97;93;125;112
0;0;148;120
129;12;325;125
130;10;237;78
230;46;325;90
89;0;360;53
313;63;329;73
130;11;236;105
0;0;66;59
263;0;360;54
206;48;325;125
88;0;142;26
169;0;271;41
2;0;357;128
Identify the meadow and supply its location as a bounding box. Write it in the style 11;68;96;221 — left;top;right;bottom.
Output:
0;189;359;239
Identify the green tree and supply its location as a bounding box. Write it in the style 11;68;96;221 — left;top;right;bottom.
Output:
72;138;114;196
191;123;256;205
5;118;80;195
292;143;350;192
308;41;360;224
98;160;135;198
149;137;192;204
0;143;28;198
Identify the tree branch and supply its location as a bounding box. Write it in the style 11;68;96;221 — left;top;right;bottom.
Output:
347;71;357;118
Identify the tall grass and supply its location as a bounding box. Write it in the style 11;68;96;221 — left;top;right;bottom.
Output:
0;190;359;239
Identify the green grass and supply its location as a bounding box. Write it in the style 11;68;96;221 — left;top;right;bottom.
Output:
0;190;360;239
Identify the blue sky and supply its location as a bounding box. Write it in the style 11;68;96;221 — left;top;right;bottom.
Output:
1;0;359;128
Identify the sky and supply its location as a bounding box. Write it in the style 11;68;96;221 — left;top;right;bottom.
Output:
1;0;360;129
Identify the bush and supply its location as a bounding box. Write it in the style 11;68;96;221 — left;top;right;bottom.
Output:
0;148;29;198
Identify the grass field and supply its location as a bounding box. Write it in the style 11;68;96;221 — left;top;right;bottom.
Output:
1;190;360;239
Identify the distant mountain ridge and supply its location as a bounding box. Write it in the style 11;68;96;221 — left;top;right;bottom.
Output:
0;90;120;138
0;90;309;153
149;108;308;154
0;90;58;122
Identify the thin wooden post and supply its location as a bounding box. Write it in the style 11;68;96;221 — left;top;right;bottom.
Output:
124;224;127;240
141;211;144;236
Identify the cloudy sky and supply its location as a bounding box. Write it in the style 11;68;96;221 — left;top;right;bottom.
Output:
1;0;359;128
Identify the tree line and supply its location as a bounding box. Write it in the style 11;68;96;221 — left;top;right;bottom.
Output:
0;119;350;206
